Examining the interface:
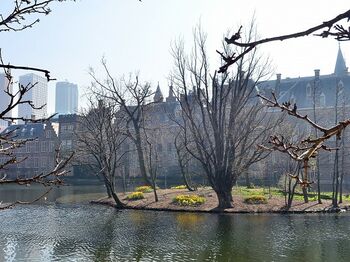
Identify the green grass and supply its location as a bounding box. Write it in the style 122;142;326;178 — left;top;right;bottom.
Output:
233;186;284;197
233;186;350;202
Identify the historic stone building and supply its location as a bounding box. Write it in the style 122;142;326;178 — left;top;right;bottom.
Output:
257;46;350;189
0;122;59;179
120;84;185;182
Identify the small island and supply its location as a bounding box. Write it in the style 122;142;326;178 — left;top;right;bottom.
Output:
91;186;350;213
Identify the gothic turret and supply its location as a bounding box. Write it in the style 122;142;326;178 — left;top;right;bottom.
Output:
334;45;347;76
166;84;176;103
153;82;164;103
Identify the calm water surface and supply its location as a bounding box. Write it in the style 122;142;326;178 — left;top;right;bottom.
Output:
0;186;350;261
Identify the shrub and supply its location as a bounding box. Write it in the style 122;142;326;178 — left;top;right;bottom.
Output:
135;186;153;193
244;195;267;204
173;194;205;206
171;185;187;190
126;191;144;200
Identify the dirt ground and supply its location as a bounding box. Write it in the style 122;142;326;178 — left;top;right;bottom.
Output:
91;187;350;213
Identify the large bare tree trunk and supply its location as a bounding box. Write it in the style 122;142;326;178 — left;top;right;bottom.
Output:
135;136;151;186
215;188;233;209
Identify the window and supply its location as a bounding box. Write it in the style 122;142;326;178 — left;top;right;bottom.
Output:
25;159;31;168
320;93;326;107
167;143;172;152
61;125;68;134
33;158;39;168
41;157;47;168
157;143;163;152
41;141;46;152
66;140;72;149
306;83;312;96
26;142;31;153
49;141;55;152
35;141;40;152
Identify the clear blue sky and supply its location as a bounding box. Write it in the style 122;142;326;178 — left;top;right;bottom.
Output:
1;0;349;114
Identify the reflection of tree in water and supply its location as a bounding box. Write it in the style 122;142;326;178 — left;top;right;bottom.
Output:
49;208;119;261
195;215;278;261
128;211;166;261
91;212;118;262
280;215;350;262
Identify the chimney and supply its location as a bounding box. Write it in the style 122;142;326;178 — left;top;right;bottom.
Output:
275;73;281;96
314;69;320;80
276;73;281;83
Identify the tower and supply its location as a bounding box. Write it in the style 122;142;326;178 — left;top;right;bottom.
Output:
334;45;347;76
166;84;176;103
153;83;164;103
0;73;13;130
55;81;79;115
18;73;48;121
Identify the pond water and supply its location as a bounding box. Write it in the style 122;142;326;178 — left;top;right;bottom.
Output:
1;186;350;261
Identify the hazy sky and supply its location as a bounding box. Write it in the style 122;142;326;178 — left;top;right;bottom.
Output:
1;0;349;114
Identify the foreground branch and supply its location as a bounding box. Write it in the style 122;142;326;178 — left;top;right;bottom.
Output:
218;9;350;73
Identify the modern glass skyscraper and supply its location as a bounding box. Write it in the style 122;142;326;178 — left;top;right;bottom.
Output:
55;81;78;115
18;73;48;121
0;73;13;130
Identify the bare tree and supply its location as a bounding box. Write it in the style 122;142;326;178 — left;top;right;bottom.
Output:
174;131;196;191
144;130;160;202
171;26;281;209
89;63;155;186
75;96;126;208
259;93;350;208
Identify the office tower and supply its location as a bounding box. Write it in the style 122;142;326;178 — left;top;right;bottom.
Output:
55;81;78;115
0;73;13;130
18;73;48;121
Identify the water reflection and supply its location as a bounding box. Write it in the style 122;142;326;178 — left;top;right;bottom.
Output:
0;205;350;261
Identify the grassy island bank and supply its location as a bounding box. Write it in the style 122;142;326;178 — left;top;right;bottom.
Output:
90;186;350;213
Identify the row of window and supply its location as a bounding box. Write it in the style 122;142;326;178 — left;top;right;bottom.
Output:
0;157;54;169
14;141;56;153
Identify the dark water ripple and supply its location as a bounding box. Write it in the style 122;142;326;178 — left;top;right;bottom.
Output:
1;205;350;261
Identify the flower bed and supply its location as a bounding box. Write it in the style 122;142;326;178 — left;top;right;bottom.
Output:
171;185;187;190
173;194;205;206
244;195;267;204
126;192;145;200
135;186;153;193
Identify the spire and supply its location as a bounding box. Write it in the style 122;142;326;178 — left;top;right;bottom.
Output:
334;44;347;76
153;82;164;102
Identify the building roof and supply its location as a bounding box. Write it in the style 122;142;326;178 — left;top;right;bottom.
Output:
258;47;350;109
2;123;45;140
153;83;164;102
